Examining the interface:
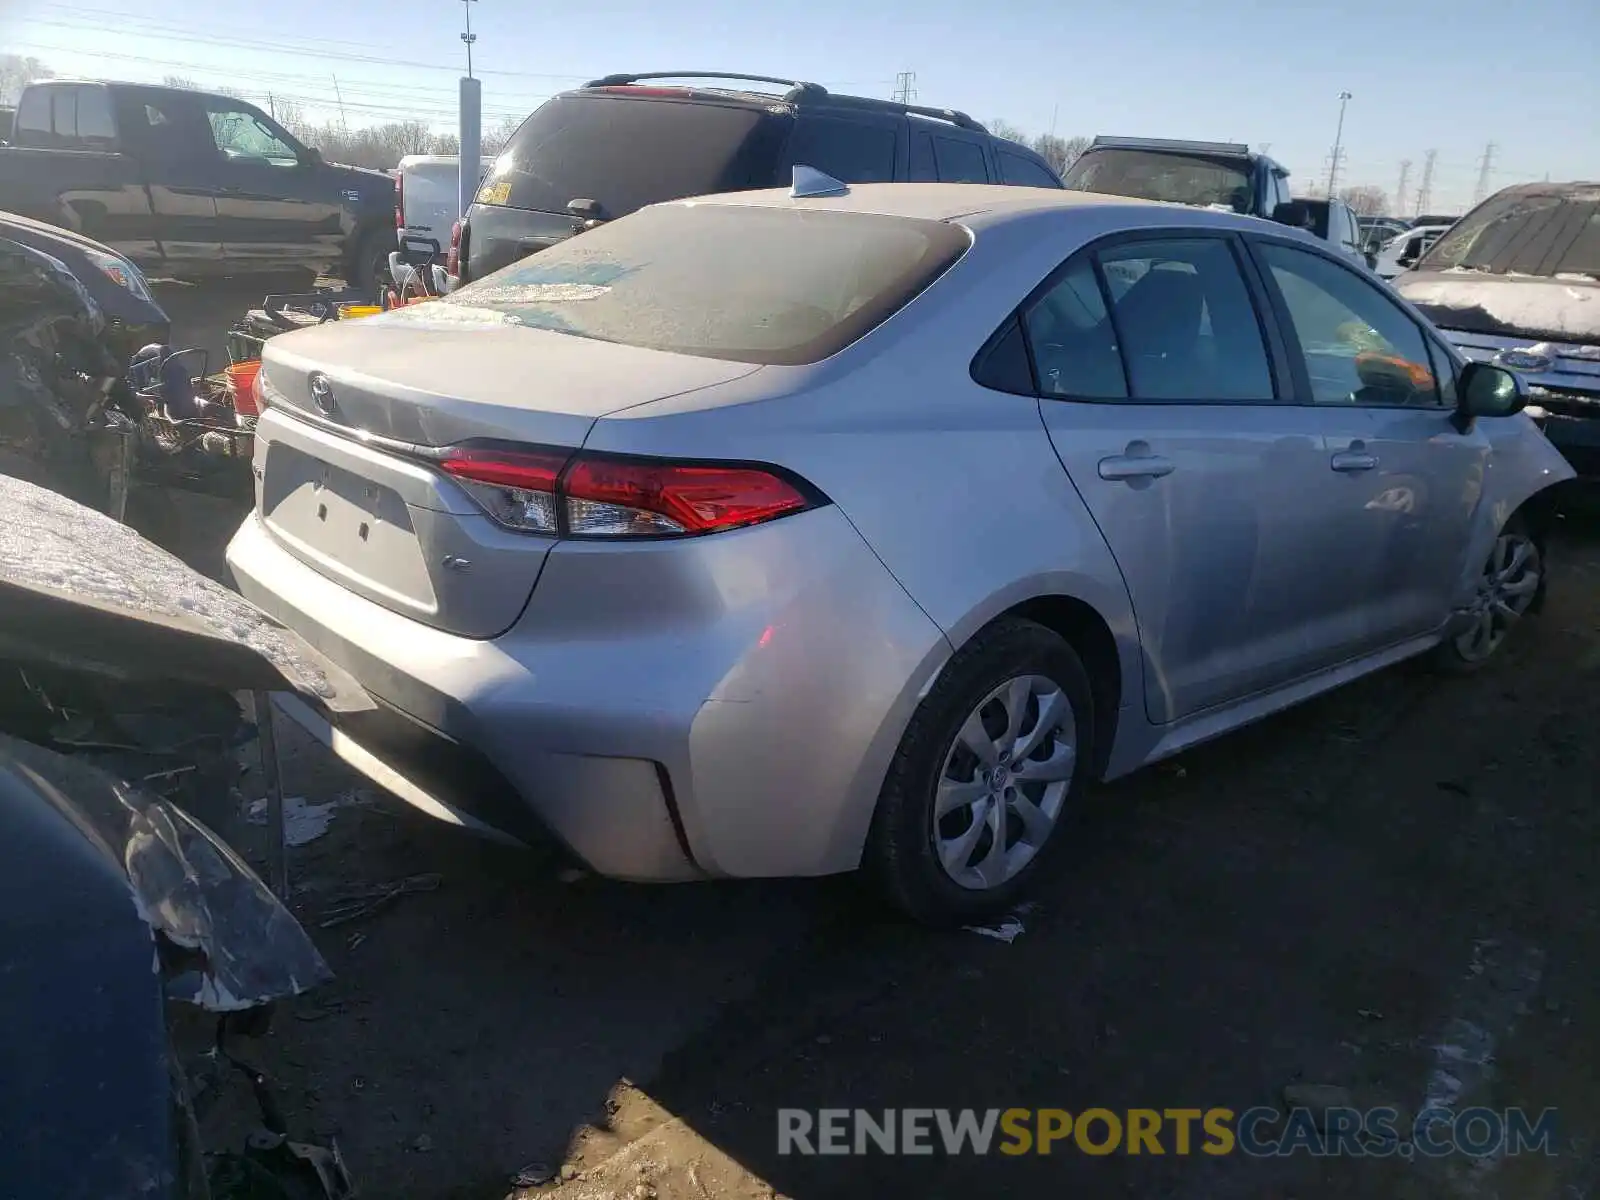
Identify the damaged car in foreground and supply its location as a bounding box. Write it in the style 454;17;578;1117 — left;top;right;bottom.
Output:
0;474;374;1198
1397;181;1600;476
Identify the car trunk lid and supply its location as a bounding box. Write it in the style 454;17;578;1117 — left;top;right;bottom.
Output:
256;312;760;638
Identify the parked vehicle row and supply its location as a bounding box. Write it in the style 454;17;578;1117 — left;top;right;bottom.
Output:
0;79;396;295
227;175;1571;923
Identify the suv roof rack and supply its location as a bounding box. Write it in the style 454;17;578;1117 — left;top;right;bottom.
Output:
580;72;986;132
1090;135;1253;158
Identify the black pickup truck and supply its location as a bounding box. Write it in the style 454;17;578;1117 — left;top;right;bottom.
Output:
0;80;395;294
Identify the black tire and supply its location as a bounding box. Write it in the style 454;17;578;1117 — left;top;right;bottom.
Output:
868;617;1095;925
1428;512;1542;675
348;230;392;303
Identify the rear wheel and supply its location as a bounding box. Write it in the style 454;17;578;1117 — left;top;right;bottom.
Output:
869;618;1094;925
1430;514;1542;673
349;230;392;303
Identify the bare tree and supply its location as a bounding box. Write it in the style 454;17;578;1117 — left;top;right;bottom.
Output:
1031;133;1090;176
479;114;524;158
1338;185;1389;216
986;118;1029;146
0;54;53;104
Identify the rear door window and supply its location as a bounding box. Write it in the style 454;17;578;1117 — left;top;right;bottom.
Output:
1096;238;1276;402
933;136;989;183
490;95;791;219
784;116;898;184
433;203;969;365
998;150;1061;188
21;85;117;149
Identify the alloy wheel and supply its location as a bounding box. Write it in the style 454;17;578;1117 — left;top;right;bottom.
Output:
1453;531;1541;663
932;674;1077;891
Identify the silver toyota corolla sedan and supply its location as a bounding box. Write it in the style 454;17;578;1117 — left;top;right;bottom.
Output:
227;180;1574;923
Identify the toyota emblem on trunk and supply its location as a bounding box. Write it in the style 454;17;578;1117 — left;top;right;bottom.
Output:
308;372;337;417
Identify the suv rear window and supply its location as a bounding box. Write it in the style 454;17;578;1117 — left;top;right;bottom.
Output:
430;203;970;365
1063;148;1253;212
488;94;790;219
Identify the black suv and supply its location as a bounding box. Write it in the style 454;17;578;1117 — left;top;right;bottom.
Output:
450;71;1064;286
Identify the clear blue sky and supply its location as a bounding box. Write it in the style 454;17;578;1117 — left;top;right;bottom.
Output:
4;0;1596;214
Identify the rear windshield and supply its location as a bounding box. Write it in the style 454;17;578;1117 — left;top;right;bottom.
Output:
488;94;790;219
1420;187;1600;278
1063;148;1254;212
430;202;970;364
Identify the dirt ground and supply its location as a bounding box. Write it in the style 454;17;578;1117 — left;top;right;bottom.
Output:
160;470;1600;1200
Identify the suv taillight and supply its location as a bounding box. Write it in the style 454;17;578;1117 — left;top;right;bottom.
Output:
446;219;462;280
435;445;822;538
394;171;405;235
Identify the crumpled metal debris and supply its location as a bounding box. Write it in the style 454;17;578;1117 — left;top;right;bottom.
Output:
1;732;331;1011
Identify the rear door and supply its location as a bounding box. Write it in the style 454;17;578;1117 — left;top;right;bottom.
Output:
1030;232;1374;723
996;147;1062;189
1245;235;1486;644
11;84;155;261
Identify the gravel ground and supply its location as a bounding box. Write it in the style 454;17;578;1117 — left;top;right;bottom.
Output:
158;477;1600;1200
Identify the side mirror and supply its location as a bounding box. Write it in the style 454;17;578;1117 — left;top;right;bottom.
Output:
1364;250;1379;271
299;146;323;167
1455;361;1526;428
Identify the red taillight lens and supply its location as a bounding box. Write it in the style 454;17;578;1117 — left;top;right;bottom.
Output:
438;445;570;533
563;456;812;537
435;445;820;539
445;219;462;278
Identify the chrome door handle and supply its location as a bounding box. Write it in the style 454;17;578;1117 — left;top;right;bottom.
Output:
1330;451;1379;472
1098;454;1175;481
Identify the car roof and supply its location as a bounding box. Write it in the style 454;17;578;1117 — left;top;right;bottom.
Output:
677;182;1167;223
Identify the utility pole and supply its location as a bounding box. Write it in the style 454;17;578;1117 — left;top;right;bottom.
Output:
458;0;482;223
1473;142;1497;205
1259;143;1272;155
1394;159;1411;216
892;71;916;104
1325;90;1352;198
1415;149;1437;217
331;75;348;133
267;92;276;121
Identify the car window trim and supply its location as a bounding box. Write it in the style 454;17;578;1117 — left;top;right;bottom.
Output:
1240;230;1448;410
974;227;1296;406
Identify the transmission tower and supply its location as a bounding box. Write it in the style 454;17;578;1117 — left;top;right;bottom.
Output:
892;71;917;104
1415;149;1438;217
1394;159;1412;215
1473;142;1497;205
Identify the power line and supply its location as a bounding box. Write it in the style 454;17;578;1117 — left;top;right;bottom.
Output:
1473;142;1497;205
1415;149;1438;217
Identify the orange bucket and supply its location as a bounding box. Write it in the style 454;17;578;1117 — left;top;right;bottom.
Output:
227;359;262;417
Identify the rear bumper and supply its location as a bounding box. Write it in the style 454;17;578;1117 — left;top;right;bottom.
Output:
226;506;950;882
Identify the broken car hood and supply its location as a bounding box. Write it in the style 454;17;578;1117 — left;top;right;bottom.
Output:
0;475;374;714
1398;269;1600;345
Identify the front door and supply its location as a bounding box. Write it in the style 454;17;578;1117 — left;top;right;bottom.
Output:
1028;233;1374;724
111;88;223;269
198;99;344;271
1246;235;1487;643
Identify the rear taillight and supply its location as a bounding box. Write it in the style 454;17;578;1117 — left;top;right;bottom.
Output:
445;219;462;279
394;172;405;235
435;445;820;539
